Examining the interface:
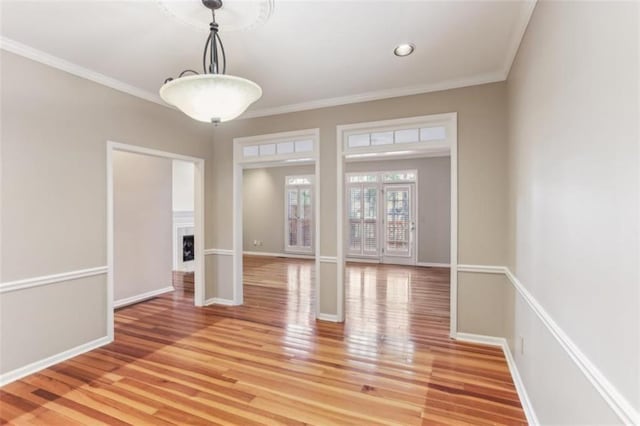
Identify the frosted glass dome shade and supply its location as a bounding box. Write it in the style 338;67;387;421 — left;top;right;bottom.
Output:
160;74;262;123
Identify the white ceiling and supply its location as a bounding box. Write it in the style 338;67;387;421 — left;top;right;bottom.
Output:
0;0;535;118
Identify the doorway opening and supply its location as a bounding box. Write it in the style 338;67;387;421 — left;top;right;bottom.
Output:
172;160;196;296
336;113;457;337
106;141;205;340
232;129;321;320
346;170;419;266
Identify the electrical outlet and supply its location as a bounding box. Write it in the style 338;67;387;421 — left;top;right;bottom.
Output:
519;336;525;355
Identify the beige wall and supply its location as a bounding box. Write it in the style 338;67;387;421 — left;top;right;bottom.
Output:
212;82;508;264
172;160;195;212
0;51;212;375
211;82;509;315
506;1;639;423
0;45;511;378
457;272;513;338
345;157;451;264
114;151;173;302
243;165;315;254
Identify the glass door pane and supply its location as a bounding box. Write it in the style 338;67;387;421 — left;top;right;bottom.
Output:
299;188;312;249
286;188;299;250
384;185;411;256
362;186;378;255
348;186;362;254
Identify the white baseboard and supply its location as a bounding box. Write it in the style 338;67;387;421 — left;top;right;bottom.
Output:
317;313;340;322
416;262;451;268
457;265;639;425
346;257;380;264
205;297;238;306
243;251;314;260
455;332;538;425
114;286;174;309
0;335;111;387
455;332;506;347
503;268;639;425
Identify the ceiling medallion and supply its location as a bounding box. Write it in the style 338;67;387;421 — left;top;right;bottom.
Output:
159;0;262;123
157;0;274;32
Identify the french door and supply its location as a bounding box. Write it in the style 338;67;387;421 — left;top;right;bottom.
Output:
285;184;313;253
346;176;416;265
382;184;415;265
347;184;379;257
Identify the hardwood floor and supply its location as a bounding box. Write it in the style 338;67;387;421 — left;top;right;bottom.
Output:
172;271;194;293
0;256;526;425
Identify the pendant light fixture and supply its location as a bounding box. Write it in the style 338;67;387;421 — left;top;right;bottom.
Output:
160;0;262;124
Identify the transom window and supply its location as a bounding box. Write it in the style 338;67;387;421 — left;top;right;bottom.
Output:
286;176;312;185
243;139;314;159
346;125;446;150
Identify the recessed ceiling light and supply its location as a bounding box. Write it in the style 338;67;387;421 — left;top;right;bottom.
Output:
394;43;415;57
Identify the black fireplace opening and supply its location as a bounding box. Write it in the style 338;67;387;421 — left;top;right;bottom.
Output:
182;235;194;262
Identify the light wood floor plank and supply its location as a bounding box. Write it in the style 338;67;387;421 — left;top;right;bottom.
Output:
0;256;526;425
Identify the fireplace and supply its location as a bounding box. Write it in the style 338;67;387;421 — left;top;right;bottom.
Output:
182;235;194;262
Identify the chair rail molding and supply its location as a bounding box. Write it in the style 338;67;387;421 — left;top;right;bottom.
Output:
457;263;639;425
0;266;108;294
204;248;234;256
504;268;639;425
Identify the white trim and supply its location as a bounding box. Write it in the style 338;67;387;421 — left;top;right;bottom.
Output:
319;256;337;263
416;262;451;268
1;0;537;124
0;36;501;123
243;251;314;260
1;3;536;123
233;129;321;311
172;210;195;219
346;257;380;264
0;37;164;107
502;0;538;78
317;313;340;322
314;138;322;323
449;113;458;339
204;248;234;256
336;125;345;322
243;72;505;120
455;265;640;425
205;297;238;306
455;333;538;425
502;336;539;426
457;264;505;274
107;141;206;342
0;336;111;387
0;266;108;294
336;113;458;333
504;268;639;425
114;286;174;309
455;332;506;347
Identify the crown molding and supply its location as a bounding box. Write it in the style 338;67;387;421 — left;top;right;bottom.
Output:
502;0;538;79
0;36;165;107
1;0;536;121
241;71;506;120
